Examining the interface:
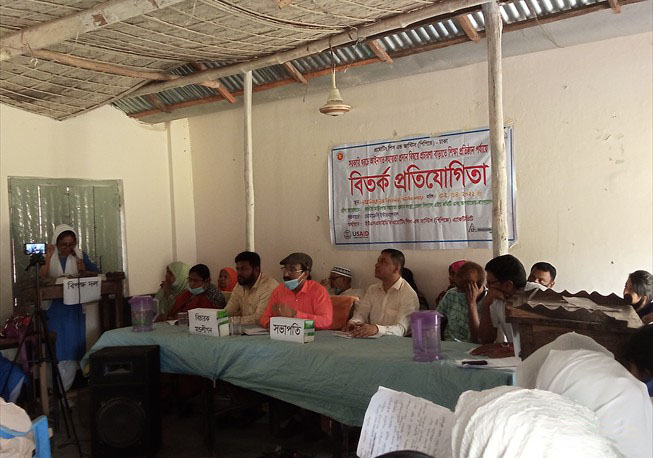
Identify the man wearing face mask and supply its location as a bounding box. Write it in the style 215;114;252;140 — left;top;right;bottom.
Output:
321;266;365;299
623;270;653;324
166;264;225;320
260;253;333;329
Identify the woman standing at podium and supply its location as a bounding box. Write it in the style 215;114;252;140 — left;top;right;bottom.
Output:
39;224;99;391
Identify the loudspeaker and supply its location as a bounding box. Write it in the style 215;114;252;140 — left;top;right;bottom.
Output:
90;345;160;457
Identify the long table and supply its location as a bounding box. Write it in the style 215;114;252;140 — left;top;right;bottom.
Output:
81;324;513;426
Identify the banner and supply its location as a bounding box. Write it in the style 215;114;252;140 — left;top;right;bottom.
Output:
328;127;516;249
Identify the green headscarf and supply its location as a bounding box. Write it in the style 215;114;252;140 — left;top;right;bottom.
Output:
155;261;190;316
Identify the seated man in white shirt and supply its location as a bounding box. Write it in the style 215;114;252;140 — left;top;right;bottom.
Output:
321;266;365;299
224;251;279;325
467;254;546;344
345;249;419;337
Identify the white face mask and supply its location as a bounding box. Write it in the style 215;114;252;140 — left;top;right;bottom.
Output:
188;285;205;295
283;272;305;290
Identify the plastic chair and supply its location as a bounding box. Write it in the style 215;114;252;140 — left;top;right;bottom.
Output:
0;415;51;458
329;295;357;330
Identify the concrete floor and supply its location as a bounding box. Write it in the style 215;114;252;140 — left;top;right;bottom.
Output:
50;386;356;458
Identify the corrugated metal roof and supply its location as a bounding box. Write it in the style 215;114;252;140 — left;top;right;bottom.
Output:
113;0;610;116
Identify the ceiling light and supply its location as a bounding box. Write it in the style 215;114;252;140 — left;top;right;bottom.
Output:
320;51;351;117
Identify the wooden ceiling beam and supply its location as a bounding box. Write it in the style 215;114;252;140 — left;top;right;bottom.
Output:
126;0;645;120
456;14;481;42
0;0;188;62
146;94;171;113
30;49;175;81
129;0;492;97
283;62;308;84
131;58;379;119
367;40;393;64
191;63;237;103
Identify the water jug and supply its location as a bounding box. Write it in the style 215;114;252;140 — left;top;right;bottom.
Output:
130;296;154;332
411;310;442;361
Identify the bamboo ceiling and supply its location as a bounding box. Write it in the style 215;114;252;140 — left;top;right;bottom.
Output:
0;0;640;121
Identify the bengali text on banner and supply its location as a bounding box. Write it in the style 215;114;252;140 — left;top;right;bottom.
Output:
328;127;516;249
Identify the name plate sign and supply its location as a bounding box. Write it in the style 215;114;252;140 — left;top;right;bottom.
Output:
63;277;102;305
189;308;229;337
270;317;315;344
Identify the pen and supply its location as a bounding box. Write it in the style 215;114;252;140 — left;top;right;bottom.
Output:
461;360;488;365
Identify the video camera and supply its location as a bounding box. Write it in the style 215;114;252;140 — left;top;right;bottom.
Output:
24;243;47;255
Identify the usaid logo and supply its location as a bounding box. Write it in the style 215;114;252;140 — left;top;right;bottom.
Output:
352;230;369;239
343;230;351;239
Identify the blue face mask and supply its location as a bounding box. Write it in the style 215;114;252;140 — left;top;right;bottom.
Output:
334;287;343;295
188;285;205;295
283;273;304;291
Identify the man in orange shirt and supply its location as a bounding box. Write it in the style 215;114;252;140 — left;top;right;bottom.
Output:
260;252;333;329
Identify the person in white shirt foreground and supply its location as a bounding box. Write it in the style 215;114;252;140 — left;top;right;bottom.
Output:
359;333;651;458
345;249;419;337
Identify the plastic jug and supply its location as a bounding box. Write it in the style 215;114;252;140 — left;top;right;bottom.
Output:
129;296;154;332
411;310;443;362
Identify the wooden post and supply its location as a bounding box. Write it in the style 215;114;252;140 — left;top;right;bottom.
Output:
483;1;508;256
244;71;255;251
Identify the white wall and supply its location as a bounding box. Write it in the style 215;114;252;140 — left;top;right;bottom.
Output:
188;31;653;304
0;105;179;340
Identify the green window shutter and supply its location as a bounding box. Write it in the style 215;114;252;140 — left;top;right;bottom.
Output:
8;177;124;306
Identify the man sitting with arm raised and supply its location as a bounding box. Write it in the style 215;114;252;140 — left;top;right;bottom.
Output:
345;249;419;338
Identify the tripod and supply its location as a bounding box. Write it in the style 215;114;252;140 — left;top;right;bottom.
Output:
2;254;83;457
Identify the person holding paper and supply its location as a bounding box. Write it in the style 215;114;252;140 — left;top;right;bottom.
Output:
224;251;278;325
527;262;557;289
259;253;333;329
39;224;100;391
345;249;419;337
466;254;546;345
166;264;225;319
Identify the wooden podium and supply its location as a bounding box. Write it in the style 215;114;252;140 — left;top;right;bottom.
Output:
506;289;642;362
35;272;126;332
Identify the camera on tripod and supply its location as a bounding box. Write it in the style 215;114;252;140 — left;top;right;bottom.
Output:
24;242;47;255
24;242;47;270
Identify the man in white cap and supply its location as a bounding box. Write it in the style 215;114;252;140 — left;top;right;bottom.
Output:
321;266;365;300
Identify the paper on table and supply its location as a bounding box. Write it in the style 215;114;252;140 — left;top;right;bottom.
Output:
242;325;269;336
455;356;521;369
562;296;622;312
357;386;454;458
332;331;382;339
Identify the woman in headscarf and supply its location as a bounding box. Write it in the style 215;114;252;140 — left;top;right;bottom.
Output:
217;267;237;292
38;224;99;391
154;262;190;317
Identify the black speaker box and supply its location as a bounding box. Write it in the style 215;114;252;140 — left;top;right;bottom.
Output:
90;345;161;457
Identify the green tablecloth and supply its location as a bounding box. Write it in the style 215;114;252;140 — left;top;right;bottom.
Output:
81;324;513;426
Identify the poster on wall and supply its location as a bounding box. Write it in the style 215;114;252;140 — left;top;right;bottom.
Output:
328;127;516;250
